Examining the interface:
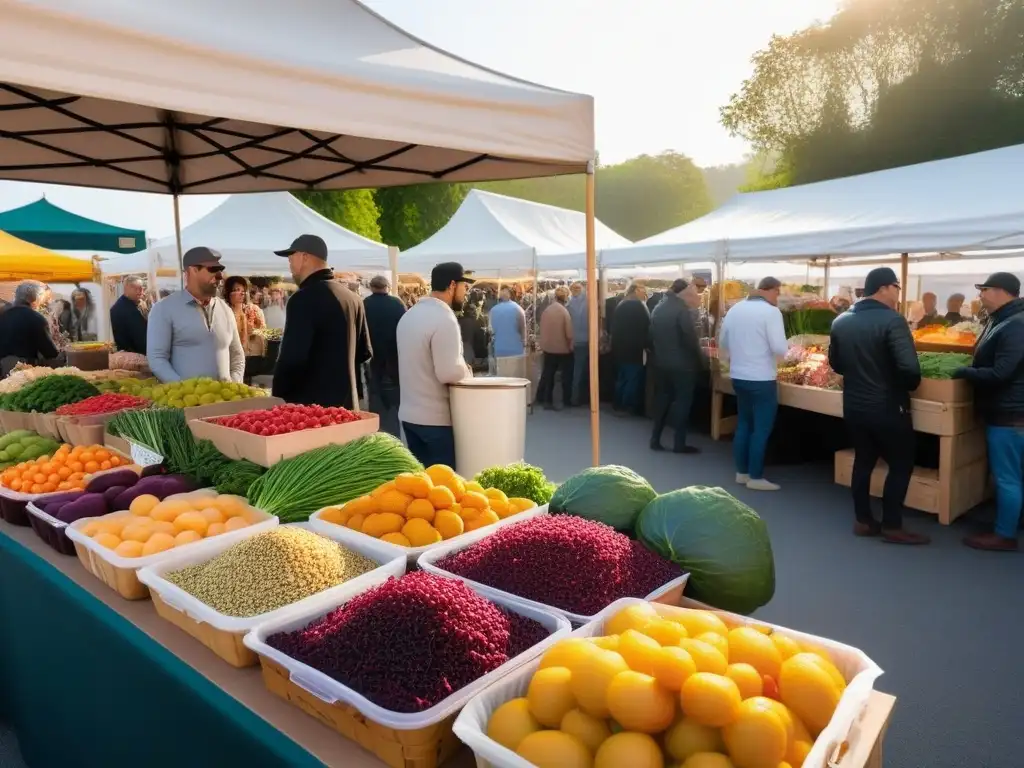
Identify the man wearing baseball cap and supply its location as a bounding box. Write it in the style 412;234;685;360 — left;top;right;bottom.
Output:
829;266;928;544
146;246;244;383
952;272;1024;551
395;262;474;467
271;234;371;409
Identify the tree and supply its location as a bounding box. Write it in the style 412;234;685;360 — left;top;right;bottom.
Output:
291;190;381;241
374;183;469;250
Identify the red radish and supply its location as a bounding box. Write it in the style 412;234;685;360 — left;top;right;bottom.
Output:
213;403;362;435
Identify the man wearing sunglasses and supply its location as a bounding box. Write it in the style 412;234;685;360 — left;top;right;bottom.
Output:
146;247;245;383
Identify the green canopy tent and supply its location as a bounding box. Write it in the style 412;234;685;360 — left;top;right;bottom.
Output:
0;197;145;253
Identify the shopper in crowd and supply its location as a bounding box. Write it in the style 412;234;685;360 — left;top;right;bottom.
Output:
829;267;928;545
41;285;65;348
109;275;148;354
719;276;789;489
945;293;966;324
0;281;60;377
916;292;941;328
566;281;590;406
649;278;704;454
363;275;406;437
396;262;474;467
646;290;664;313
611;281;651;416
263;284;287;330
537;286;574;410
489;287;527;377
271;234;370;408
147;247;244;383
223;275;267;357
60;288;98;342
952;272;1024;551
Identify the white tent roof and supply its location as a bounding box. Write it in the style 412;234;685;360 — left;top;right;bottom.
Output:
399;190;630;276
0;0;593;193
602;144;1024;266
101;192;388;276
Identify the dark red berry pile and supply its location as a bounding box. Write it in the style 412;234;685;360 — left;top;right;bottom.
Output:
437;515;683;616
54;393;148;416
214;404;361;436
267;572;549;713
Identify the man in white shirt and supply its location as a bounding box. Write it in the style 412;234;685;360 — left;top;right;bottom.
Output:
719;276;789;490
396;262;474;467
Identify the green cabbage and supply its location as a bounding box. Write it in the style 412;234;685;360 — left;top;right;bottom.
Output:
550;465;657;531
636;486;775;614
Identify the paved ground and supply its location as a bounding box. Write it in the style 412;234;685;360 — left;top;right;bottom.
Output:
2;407;1019;767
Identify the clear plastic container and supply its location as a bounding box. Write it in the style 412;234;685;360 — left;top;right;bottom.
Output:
453;596;884;768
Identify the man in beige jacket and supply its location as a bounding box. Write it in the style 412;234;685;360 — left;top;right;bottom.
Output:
536;286;574;409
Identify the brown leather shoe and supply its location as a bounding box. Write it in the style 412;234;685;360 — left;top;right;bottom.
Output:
881;528;931;545
963;532;1019;552
853;521;881;537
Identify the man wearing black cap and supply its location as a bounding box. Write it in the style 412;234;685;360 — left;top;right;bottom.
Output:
829;266;928;544
953;272;1024;551
396;262;474;468
146;247;244;383
271;234;371;409
363;275;406;437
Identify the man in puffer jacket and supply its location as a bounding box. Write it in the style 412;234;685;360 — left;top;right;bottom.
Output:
954;272;1024;552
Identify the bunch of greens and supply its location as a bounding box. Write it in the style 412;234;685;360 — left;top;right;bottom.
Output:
213;459;267;497
107;407;198;473
474;462;556;505
918;352;973;380
3;375;99;413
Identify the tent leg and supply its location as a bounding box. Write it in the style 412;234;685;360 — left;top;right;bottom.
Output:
173;194;185;289
585;166;600;467
388;246;399;293
899;253;909;316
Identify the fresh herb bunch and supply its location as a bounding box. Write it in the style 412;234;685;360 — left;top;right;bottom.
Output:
918;352;973;380
213;460;267;497
4;375;99;413
474;462;555;505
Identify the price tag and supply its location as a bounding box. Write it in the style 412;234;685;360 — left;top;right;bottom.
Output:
128;440;164;467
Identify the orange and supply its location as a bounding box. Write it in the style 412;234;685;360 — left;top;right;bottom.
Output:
401;518;442;547
605;603;659;636
570;648;630;718
461;490;489;510
442;475;466;501
606;670;676;733
727;628;782;680
679;638;728;675
665;717;725;762
380;532;412;547
424;464;456;485
394;471;432;499
318;507;344;525
405;498;436;522
651;645;697;691
174;511;209;536
109;455;123;467
658;606;730;637
722;697;787;768
344;495;376;516
465;509;500;531
84;461;100;473
346;513;366;531
527;666;576;728
426;485;456;509
486;698;540;751
370;480;396;498
433;509;465;540
129;494;160;517
361;512;404;538
680;673;742;727
489;497;511;518
377;489;414;515
515;730;591;768
777;653;841;735
114;540;145;558
640;618;688;646
560;708;611;753
174;530;203;547
141;532;176;556
725;664;763;700
618;629;663;675
594;732;664;768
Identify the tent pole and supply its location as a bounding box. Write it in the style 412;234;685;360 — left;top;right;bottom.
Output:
173;194;184;289
585;165;600;466
388;245;399;292
823;256;831;299
531;248;539;343
899;253;909;316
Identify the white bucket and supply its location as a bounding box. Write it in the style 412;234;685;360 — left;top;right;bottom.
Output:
449;377;530;478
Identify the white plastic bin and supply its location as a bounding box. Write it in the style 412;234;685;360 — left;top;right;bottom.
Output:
450;377;530;479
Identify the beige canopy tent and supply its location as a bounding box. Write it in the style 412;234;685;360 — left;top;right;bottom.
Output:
0;0;603;462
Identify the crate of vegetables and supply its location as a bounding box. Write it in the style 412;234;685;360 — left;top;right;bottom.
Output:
243;571;570;768
138;524;405;668
55;393;150;446
418;514;689;625
453;597;882;768
188;404;379;468
65;488;278;600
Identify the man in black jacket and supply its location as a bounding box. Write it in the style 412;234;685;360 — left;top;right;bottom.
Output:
953;272;1024;551
109;276;148;353
271;234;372;409
363;275;405;437
829;267;929;544
649;279;703;453
610;282;651;415
0;281;59;377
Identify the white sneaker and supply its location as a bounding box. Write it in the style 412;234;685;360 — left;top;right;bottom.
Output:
736;473;750;484
746;478;780;491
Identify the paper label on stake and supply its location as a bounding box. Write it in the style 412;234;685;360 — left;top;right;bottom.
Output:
128;440;164;467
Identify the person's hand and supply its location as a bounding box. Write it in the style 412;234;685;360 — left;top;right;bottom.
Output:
951;367;970;380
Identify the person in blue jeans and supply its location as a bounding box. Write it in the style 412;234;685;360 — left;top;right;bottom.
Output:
610;282;651;415
953;271;1024;552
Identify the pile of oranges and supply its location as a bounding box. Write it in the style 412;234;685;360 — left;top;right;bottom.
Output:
0;443;126;495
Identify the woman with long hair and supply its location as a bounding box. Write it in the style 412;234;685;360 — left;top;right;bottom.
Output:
222;275;266;356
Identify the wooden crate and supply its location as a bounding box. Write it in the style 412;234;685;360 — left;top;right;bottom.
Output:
777;383;844;418
150;591;256;668
259;657;462;768
909;399;975;437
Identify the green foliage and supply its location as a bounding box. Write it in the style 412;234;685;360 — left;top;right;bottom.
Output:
721;0;1024;186
702;162;751;205
374;184;469;250
291;190;381;242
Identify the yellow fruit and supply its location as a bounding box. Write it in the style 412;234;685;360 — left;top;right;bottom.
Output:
433;509;465;540
560;708;612;753
80;521;101;537
540;638;598;670
465;509;500;531
344;495;376;516
346;513;366;531
489;498;511;518
151;498;191;520
681;754;735;768
455;503;479;521
129;494;159;516
464;480;485;494
618;629;664;675
370;480;396;498
658;607;730;637
804;654;847;692
211;495;247;517
142;532;176;556
758;698;806;753
173;511;209;536
509;497;537;512
377;489;414;515
121;523;154;543
727;628;782;680
318;507;343;524
427;485;456;509
516;730;592;768
361;512;405;538
605;603;660;636
150;520;176;536
725;664;763;700
589;635;620;651
680;673;742;727
722;697;787;768
114;539;145;557
199;507;225;524
487;698;540;751
424;464;456;485
770;633;802;661
594;732;664;768
606;670;676;733
94;532;122;549
665;718;726;762
679;639;728;675
461;490;489;510
402;518;442;547
787;740;812;766
527;666;576;728
777;653;841;736
405;498;436;522
380;532;412;547
640;618;688;646
223;516;249;532
206;522;226;537
570;648;630;718
698;632;730;662
443;476;466;501
174;530;202;547
395;471;433;499
651;646;697;691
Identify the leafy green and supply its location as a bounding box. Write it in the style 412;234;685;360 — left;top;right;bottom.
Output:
550;465;657;532
917;352;973;380
5;375;98;413
213;460;266;497
473;462;555;505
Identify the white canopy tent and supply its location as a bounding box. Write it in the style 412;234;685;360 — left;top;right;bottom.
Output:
100;193;389;277
602;144;1024;266
398;190;630;277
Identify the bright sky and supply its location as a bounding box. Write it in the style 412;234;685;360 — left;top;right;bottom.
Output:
0;0;840;238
